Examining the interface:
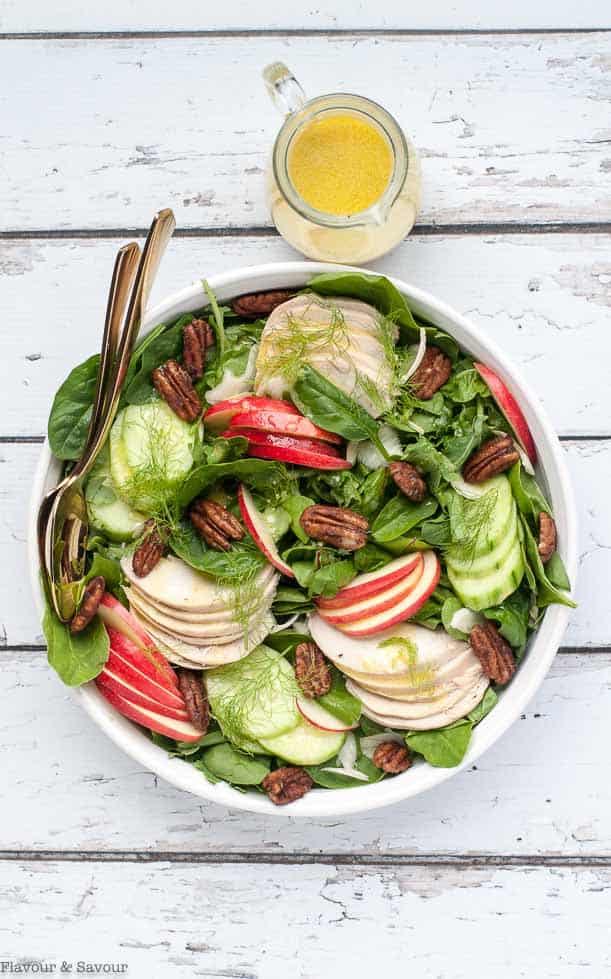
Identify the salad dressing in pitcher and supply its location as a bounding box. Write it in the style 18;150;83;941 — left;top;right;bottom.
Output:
263;63;422;264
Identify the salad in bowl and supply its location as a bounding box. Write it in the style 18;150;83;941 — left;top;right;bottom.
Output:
35;266;576;811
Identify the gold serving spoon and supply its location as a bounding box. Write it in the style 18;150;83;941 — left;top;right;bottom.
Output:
38;208;176;622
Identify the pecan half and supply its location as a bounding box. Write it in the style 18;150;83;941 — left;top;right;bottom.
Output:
300;505;369;552
182;319;211;381
176;668;209;732
262;766;313;806
463;434;520;484
294;641;332;699
470;621;516;685
152;359;202;423
538;511;557;563
190;499;244;551
388;461;427;502
372;741;412;774
69;575;106;634
410;346;452;400
231;290;295;318
132;520;166;578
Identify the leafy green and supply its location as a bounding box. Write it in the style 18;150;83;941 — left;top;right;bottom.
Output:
177;458;287;509
151;729;226;757
318;669;362;727
354;543;393;573
402;439;458;493
301;468;364;510
281;494;314;542
203;280;226;381
292;365;387;455
84;551;122;594
48;354;99;460
125;314;194;405
170;520;266;580
440;594;467;640
441;361;489;403
306;754;383;789
519;516;576;609
545;552;572;591
508;462;552;529
406;718;473;768
43;601;109;686
483;589;531;651
271;588;314;618
264;630;311;654
468;687;498;725
309;559;356;598
200;743;270;785
371;496;437;543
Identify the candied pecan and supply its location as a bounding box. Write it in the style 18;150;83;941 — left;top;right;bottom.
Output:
410;346;452;400
132;520;166;578
463;434;520;484
388;461;427;502
294;641;332;699
538;511;557;563
262;766;313;805
470;621;516;685
152;359;202;422
190;499;244;551
182;319;211;381
69;575;106;634
231;290;295;318
300;504;369;552
176;668;209;732
372;741;412;774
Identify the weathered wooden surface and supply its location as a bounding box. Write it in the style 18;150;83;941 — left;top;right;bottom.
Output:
1;860;610;978
2;33;609;231
2;233;609;437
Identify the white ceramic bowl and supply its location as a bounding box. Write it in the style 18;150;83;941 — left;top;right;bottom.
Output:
28;261;577;818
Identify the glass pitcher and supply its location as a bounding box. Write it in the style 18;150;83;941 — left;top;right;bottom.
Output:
263;62;422;265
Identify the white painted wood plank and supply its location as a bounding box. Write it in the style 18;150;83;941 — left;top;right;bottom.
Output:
2;233;609;438
1;0;608;32
2;34;609;229
1;861;609;977
0;649;609;854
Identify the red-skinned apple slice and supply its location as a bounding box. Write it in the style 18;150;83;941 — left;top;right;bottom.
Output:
296;698;358;733
204;396;299;432
316;553;423;610
106;645;185;711
474;363;537;464
238;483;295;577
224;430;351;471
97;666;190;722
318;557;424;625
336;551;441;637
95;680;203;742
229;409;342;445
98;593;179;691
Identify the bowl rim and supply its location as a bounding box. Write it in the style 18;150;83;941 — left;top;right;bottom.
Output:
27;260;578;818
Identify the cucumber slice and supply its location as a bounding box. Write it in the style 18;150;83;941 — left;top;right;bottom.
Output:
259;717;345;766
86;456;146;542
206;645;300;742
448;475;515;561
446;506;518;579
447;538;525;611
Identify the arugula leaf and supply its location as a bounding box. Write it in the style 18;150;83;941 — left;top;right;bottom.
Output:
406;719;473;768
402;439;458;493
354;543;393;574
372;496;438;543
43;601;109;686
309;559;356;598
292;365;387;455
200;743;270;785
441;361;489;403
48;354;99;460
301;468;364;509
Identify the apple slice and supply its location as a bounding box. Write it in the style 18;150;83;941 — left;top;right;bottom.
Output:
474;363;537;464
318;557;424;625
97;666;190;721
226;430;351;471
296;697;358;733
98;593;179;691
95;680;204;742
316;553;422;610
229;409;342;445
336;551;441;637
106;645;185;710
238;483;295;577
204;396;299;432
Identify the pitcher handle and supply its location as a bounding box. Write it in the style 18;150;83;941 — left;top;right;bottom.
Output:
263;62;306;116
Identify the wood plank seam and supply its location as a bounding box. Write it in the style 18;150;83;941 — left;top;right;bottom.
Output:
1;29;609;41
0;852;610;866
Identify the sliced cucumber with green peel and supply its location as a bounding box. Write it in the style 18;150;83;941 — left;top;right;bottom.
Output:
446;505;518;579
86;455;146;542
259;717;345;766
206;645;300;742
447;538;525;611
448;475;515;560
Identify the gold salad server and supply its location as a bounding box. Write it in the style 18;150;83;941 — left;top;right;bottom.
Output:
37;208;176;622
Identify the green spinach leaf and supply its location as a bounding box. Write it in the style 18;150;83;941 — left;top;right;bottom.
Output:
200;743;270;785
372;496;437;543
43;602;109;686
468;687;498;725
406;719;473;768
48;354;99;460
318;668;362;727
293;365;387;455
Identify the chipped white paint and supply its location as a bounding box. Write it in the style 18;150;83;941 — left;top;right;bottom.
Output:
2;233;609;437
2;33;610;230
0;861;609;977
1;1;609;31
0;649;609;854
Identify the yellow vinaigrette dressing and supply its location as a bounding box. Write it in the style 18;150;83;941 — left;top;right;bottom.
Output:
288;114;394;216
264;64;422;263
